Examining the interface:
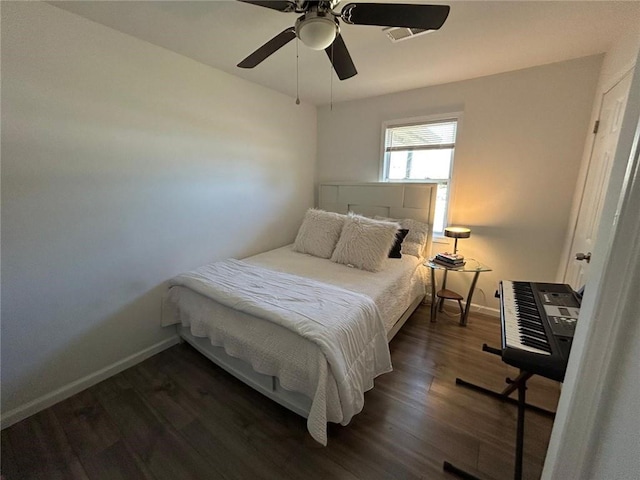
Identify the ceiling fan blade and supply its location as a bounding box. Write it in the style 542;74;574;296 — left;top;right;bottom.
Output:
237;0;297;12
325;33;357;80
238;27;296;68
340;3;450;30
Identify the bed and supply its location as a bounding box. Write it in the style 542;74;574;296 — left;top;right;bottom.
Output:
161;182;438;444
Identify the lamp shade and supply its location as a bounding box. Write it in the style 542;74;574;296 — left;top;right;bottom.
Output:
444;227;471;239
444;227;470;254
296;14;338;50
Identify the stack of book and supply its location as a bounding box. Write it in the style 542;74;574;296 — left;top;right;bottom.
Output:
433;252;466;268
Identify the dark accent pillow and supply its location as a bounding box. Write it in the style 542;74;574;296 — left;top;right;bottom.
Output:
389;229;409;258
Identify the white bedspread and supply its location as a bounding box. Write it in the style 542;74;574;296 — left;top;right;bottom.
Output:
167;259;392;445
245;245;426;332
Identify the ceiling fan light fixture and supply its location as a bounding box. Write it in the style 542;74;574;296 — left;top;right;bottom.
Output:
296;13;338;50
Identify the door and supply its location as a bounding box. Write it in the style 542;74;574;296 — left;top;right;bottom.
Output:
562;72;633;290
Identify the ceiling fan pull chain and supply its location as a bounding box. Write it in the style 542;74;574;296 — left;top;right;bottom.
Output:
295;37;300;105
330;41;334;111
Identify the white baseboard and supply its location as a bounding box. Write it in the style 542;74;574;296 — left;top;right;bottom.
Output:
425;296;500;319
0;335;180;430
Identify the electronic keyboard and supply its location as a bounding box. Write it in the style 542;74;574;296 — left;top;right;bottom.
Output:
499;281;581;382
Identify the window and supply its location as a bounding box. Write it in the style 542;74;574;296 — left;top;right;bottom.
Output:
381;115;459;235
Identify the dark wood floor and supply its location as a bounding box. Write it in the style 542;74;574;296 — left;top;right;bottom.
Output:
1;305;561;480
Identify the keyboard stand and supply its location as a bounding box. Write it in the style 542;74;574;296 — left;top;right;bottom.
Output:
454;344;556;417
442;344;555;480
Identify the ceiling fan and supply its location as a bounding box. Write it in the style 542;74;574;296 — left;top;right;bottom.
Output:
237;1;450;80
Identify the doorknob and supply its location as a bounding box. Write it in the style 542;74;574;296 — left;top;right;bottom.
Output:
575;252;592;263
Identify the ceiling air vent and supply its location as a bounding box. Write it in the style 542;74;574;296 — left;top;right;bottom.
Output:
383;27;434;42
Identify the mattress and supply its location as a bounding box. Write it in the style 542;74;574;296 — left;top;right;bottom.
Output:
162;245;426;443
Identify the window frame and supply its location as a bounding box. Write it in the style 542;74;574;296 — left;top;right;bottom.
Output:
379;112;462;236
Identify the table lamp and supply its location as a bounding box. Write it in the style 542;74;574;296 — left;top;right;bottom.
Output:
444;227;471;254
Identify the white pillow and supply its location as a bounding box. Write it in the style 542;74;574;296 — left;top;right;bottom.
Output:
293;209;346;259
330;215;399;272
374;216;430;258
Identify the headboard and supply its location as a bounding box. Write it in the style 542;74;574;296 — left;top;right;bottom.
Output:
318;182;438;257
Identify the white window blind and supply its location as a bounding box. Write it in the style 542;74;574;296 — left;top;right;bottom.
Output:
385;121;457;152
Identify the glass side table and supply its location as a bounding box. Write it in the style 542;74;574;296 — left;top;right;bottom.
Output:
425;258;492;326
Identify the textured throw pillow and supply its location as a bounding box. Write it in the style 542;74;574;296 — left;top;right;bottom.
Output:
400;218;430;257
388;228;409;258
293;209;346;259
374;216;430;258
330;215;400;272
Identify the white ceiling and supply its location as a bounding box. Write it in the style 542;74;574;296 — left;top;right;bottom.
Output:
52;1;640;106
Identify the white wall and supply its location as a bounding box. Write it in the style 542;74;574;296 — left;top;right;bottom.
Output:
317;56;602;313
0;2;316;424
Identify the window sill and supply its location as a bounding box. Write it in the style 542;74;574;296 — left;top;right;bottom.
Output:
432;235;450;245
